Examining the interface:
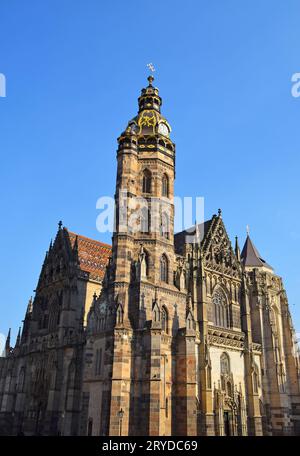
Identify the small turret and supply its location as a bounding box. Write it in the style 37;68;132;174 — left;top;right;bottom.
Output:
235;236;241;262
73;235;79;264
26;296;33;315
5;328;11;357
15;327;21;347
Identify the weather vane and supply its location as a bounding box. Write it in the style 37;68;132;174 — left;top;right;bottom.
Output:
147;63;156;74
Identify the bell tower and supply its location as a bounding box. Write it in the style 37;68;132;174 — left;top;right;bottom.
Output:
103;76;178;436
112;75;176;319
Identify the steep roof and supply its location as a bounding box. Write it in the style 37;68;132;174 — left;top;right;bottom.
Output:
67;231;111;279
241;235;273;270
174;219;213;255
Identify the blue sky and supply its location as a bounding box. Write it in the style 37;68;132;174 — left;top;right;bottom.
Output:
0;0;300;344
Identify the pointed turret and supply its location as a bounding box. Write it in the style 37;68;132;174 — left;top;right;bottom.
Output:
241;235;273;271
26;296;33;315
235;236;241;262
5;328;11;356
15;327;21;347
72;235;79;264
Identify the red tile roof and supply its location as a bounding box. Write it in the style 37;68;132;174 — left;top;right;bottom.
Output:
68;231;111;280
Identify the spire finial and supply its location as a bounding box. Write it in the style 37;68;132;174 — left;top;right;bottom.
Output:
16;327;21;346
58;220;63;230
147;75;154;86
246;225;250;236
235;236;241;261
27;296;33;315
73;235;79;250
218;208;222;218
5;328;11;356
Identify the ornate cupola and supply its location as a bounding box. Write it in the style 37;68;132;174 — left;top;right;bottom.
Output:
119;75;173;141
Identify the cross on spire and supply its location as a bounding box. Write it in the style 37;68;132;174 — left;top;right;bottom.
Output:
147;63;155;74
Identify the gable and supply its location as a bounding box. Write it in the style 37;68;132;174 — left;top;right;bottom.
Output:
201;215;241;278
36;228;112;290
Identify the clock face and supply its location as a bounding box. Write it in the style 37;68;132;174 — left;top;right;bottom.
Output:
158;122;169;136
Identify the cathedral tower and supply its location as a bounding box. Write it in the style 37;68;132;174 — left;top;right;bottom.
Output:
84;76;192;436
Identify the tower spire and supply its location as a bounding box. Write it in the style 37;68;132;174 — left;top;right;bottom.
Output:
235;236;241;261
73;235;79;260
26;296;33;315
5;328;11;356
16;327;21;347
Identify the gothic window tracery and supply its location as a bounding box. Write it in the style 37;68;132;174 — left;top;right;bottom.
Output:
212;288;230;328
162;174;169;197
160;254;168;283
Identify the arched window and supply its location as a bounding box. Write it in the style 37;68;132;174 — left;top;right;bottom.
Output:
142;169;152;194
161;212;170;239
162;174;169;197
212;288;229;328
161;306;168;333
160;254;168;283
220;352;230;376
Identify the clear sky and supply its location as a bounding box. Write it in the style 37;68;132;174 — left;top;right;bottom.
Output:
0;0;300;345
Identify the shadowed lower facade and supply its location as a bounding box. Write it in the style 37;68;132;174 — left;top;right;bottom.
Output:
0;77;300;436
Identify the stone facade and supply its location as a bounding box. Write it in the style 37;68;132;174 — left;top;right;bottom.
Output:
0;77;300;436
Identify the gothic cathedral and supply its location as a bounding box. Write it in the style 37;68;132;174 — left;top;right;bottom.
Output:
0;77;300;436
